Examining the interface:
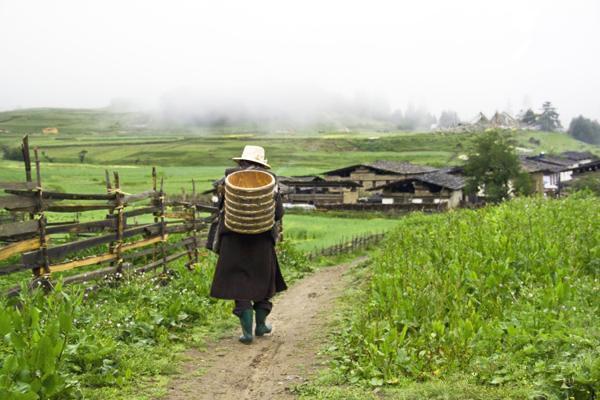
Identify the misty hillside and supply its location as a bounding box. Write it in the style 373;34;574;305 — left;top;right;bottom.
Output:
0;106;431;136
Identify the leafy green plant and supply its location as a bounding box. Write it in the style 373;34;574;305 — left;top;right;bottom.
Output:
0;283;81;400
277;240;313;281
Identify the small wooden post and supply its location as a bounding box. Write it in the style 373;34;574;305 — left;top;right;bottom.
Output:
151;167;158;265
22;135;32;183
106;170;117;275
113;172;124;275
33;148;50;281
189;181;199;268
159;177;167;273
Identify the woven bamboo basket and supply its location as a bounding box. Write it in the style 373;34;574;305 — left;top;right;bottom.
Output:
224;170;276;234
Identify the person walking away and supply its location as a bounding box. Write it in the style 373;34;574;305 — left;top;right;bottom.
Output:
209;145;287;344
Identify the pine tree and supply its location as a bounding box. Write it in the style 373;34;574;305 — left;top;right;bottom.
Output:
519;108;537;127
537;102;562;131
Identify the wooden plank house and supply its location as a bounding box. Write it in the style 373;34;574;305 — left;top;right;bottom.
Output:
526;154;575;183
279;176;360;205
367;171;466;209
322;161;439;194
519;157;563;194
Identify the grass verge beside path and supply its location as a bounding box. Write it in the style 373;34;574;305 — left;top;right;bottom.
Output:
0;232;377;399
295;195;600;400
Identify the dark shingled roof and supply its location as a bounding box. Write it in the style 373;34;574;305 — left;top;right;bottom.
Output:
419;172;466;190
369;171;465;191
323;161;438;176
527;154;573;168
560;151;599;162
278;175;325;183
519;157;563;173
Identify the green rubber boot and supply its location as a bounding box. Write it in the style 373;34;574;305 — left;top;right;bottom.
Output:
238;309;254;344
255;308;272;336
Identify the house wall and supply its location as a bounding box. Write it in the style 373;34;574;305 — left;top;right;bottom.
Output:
327;168;416;194
448;190;463;209
559;171;572;182
287;193;343;204
380;186;462;209
543;173;560;190
343;190;359;204
530;172;544;194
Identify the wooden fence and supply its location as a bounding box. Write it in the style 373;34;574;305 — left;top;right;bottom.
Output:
318;203;445;213
0;136;216;295
307;232;386;260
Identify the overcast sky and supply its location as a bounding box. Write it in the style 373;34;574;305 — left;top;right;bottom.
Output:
1;0;599;123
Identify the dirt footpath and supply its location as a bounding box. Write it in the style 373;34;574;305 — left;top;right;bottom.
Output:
162;257;367;400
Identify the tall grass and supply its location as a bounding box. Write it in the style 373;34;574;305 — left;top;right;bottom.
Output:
335;195;599;399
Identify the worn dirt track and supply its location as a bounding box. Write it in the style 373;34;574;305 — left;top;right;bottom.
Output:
162;257;367;400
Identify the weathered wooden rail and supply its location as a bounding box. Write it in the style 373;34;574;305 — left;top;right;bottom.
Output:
0;136;216;295
318;202;445;212
307;232;386;260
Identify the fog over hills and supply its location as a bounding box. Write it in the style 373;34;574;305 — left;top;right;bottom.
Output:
1;1;599;126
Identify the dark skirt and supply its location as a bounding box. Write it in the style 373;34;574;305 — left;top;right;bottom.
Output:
210;231;287;300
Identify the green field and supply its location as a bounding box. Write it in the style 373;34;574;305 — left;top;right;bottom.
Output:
2;109;598;199
283;214;399;252
303;195;600;399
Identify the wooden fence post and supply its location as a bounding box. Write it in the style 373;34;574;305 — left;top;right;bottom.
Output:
105;170;116;276
113;172;124;275
33;147;50;284
21;135;32;184
159;177;167;273
152;167;158;265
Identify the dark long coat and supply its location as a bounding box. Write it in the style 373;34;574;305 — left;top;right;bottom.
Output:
209;166;287;301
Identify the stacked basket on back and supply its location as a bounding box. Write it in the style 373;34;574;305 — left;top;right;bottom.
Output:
224;170;276;234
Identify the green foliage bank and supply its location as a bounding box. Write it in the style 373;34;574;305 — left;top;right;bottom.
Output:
333;196;599;399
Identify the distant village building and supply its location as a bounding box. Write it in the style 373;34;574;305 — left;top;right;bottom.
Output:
279;176;360;205
489;111;519;129
367;172;466;209
322;161;439;194
472;112;490;128
527;154;576;182
559;151;598;166
519;157;563;194
42;127;59;135
452;111;519;132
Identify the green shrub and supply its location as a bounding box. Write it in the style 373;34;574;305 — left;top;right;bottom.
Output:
0;283;81;399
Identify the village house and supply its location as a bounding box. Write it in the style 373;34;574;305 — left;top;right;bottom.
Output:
526;153;576;183
519;157;563;195
367;171;465;209
559;151;598;166
279;176;360;205
558;151;600;175
322;161;439;194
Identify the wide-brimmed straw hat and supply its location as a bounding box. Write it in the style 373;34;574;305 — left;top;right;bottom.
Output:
232;145;271;169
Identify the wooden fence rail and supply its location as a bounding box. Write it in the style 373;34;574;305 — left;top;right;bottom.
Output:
0;136;216;296
307;231;386;260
